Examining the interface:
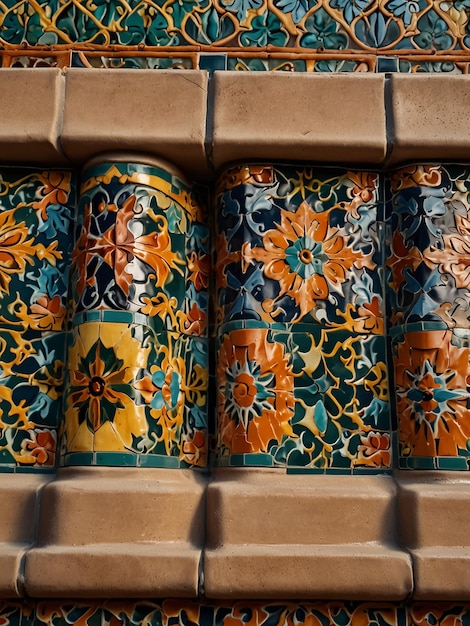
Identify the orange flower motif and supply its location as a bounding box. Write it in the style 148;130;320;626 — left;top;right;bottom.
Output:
30;294;66;331
357;431;391;467
218;329;294;454
19;429;56;466
394;331;470;458
245;202;365;320
345;172;378;218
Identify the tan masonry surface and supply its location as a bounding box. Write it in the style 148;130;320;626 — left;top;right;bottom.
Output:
0;69;470;177
1;468;470;599
1;68;470;601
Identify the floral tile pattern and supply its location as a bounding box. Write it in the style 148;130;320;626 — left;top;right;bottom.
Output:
1;0;470;62
62;160;209;468
0;169;76;472
387;164;470;470
72;161;209;337
216;164;390;471
0;600;402;626
217;326;391;469
386;164;470;333
217;165;384;332
62;322;208;468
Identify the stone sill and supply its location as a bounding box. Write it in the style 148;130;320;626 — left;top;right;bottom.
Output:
2;468;470;601
1;69;470;180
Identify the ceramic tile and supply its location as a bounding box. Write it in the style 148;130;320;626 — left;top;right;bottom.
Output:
0;331;66;471
71;52;196;69
0;169;76;334
392;329;470;465
387;164;470;331
73;161;209;337
217;164;384;332
0;0;468;61
216;326;391;471
62;322;208;468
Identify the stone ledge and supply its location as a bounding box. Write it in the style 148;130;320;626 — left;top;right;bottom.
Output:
386;74;470;166
204;469;412;600
204;544;412;600
61;69;210;180
0;475;51;598
24;544;201;598
23;468;205;598
211;72;387;170
396;471;470;600
0;68;67;165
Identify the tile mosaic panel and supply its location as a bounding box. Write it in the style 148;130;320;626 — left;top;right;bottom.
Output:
4;600;470;626
62;322;208;468
392;329;470;469
73;161;209;337
217;164;385;332
216;326;391;470
1;0;470;63
0;600;403;626
63;159;209;469
0;169;76;472
387;164;470;333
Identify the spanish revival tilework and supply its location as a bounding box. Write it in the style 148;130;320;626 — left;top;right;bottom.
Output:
72;161;209;337
2;0;470;67
4;600;470;626
217;165;384;332
387;164;470;470
386;164;470;333
0;169;76;472
0;600;403;626
216;164;391;471
62;159;209;469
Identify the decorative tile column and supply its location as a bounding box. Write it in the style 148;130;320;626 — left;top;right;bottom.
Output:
205;163;411;601
215;163;391;471
24;155;208;599
62;155;209;468
387;163;470;471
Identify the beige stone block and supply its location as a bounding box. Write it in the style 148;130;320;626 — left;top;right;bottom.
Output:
0;68;66;164
211;72;386;170
204;469;412;600
397;472;470;548
411;547;470;601
24;468;205;598
387;74;470;165
0;475;51;598
204;545;412;600
396;472;470;600
0;546;25;598
25;544;200;598
61;69;209;179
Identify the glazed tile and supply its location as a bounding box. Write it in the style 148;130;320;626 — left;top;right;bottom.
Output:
0;168;76;333
217;164;384;331
216;326;391;471
62;322;208;468
387;164;470;329
392;329;470;464
72;160;208;336
0;330;66;471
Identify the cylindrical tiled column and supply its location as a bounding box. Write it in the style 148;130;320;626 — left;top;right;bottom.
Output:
61;155;209;468
0;168;76;471
388;164;470;470
215;164;392;472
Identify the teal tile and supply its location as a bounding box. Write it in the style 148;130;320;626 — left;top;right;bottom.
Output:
406;456;435;470
138;455;180;468
95;452;138;467
62;452;94;466
243;453;274;467
436;457;468;471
